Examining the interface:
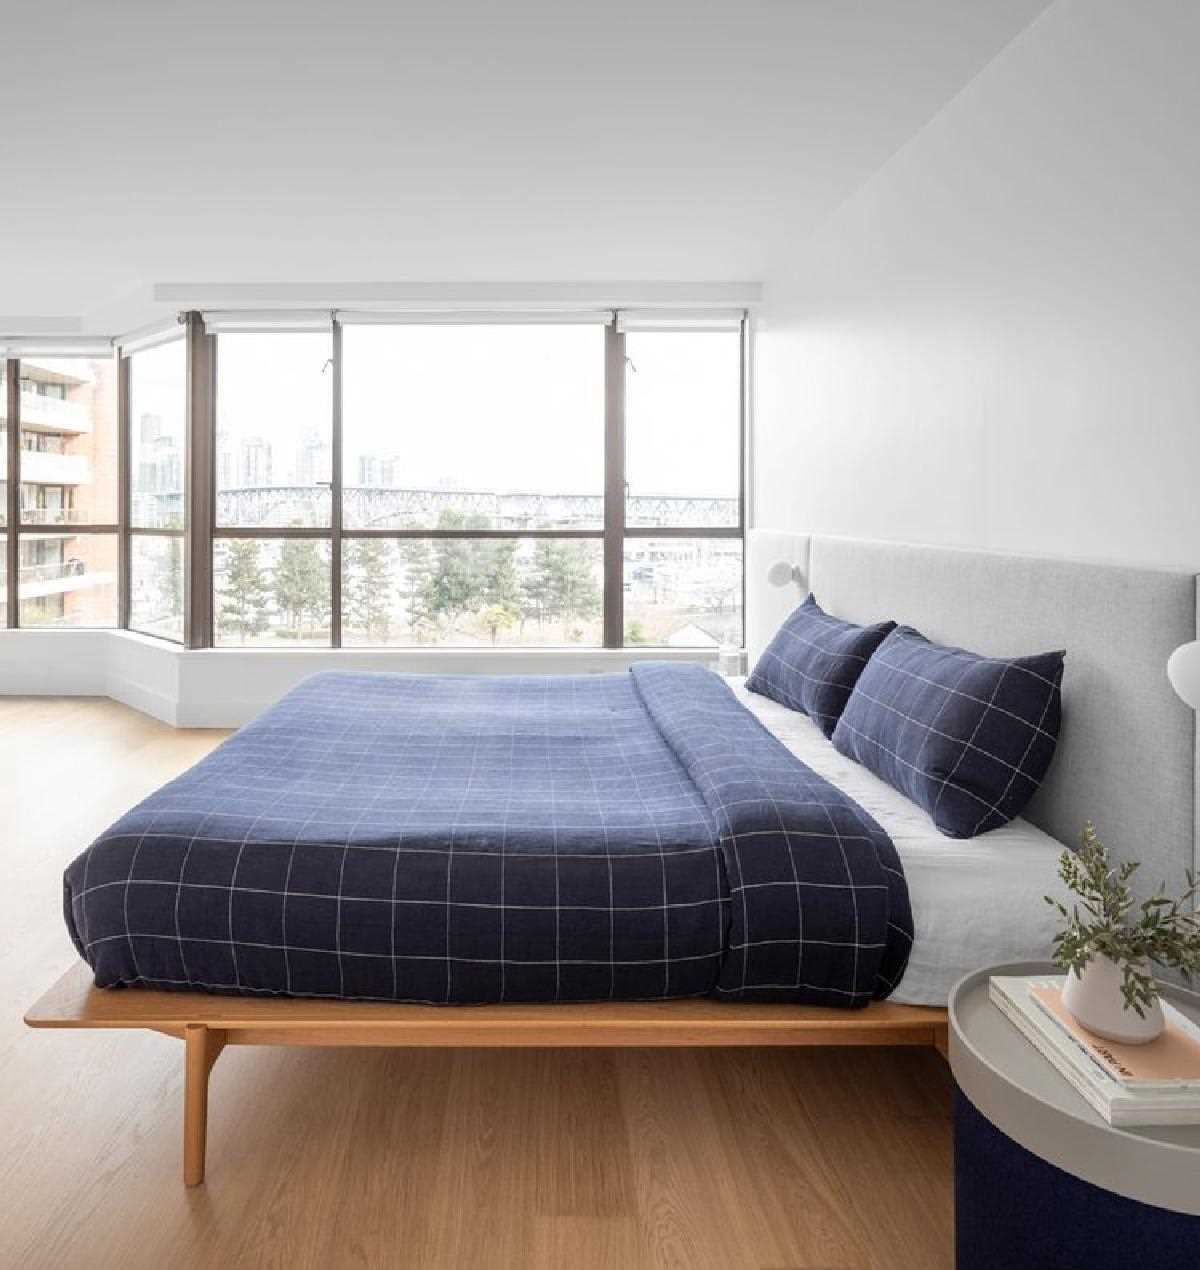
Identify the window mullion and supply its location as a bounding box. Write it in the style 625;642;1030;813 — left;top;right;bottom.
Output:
330;317;343;647
740;314;749;648
5;359;19;626
184;312;215;648
117;352;131;630
603;322;625;647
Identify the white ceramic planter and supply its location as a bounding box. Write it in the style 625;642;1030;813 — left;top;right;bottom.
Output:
1061;954;1165;1045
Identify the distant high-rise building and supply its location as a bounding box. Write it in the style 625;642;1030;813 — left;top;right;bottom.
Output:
154;436;182;494
296;430;330;487
240;436;273;487
216;444;235;491
358;452;399;487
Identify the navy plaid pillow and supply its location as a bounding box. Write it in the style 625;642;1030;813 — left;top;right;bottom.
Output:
832;626;1065;838
746;595;896;738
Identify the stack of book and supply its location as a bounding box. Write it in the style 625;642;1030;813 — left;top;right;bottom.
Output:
989;974;1200;1127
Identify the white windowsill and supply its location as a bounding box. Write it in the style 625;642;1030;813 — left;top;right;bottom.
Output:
0;628;736;729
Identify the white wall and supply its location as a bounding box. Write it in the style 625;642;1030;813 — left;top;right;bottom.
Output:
755;0;1200;573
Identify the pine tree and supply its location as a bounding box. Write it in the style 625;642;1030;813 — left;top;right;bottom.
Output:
218;539;271;640
420;509;492;638
472;537;521;640
345;539;394;643
274;538;328;639
396;537;435;641
524;540;601;639
423;536;479;635
521;541;556;629
552;541;601;625
158;537;183;617
480;537;520;610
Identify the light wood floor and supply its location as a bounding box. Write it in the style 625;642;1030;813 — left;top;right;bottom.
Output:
0;696;954;1270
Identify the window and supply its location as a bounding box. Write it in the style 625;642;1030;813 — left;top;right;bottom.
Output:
129;533;184;642
2;311;746;648
621;328;743;648
1;355;119;629
214;537;332;646
216;332;333;528
337;322;607;647
0;371;6;528
212;330;334;646
623;537;742;647
342;324;604;531
128;339;186;641
216;316;741;650
129;341;186;531
19;532;119;628
625;331;741;529
341;536;603;647
19;358;118;526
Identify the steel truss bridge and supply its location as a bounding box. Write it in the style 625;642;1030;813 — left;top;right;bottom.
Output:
138;486;740;531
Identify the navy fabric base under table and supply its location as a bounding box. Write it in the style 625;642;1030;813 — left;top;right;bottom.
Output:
954;1089;1199;1270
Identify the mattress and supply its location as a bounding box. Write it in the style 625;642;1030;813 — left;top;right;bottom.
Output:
727;678;1072;1006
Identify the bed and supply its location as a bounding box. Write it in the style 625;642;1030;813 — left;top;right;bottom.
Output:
27;530;1199;1185
60;663;913;1009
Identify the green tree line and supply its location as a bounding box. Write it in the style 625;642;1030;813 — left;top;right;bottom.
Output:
216;512;600;644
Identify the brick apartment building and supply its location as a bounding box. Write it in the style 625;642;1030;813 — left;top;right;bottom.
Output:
2;358;119;626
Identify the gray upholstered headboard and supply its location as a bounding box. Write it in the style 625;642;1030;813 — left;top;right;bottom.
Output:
747;530;1199;899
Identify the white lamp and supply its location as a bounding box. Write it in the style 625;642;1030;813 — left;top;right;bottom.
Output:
767;561;806;589
1167;640;1200;710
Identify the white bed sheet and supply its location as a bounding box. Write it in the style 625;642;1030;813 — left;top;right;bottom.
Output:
725;677;1071;1006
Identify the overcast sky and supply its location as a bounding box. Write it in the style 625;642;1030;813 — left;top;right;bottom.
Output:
209;325;740;497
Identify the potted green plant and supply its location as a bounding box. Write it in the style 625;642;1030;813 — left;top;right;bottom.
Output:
1045;823;1200;1045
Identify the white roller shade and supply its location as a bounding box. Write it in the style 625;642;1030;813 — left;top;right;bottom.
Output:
201;309;333;334
114;316;185;356
0;336;114;359
336;309;613;326
615;309;745;333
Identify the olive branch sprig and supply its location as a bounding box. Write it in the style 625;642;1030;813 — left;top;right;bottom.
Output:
1045;822;1200;1017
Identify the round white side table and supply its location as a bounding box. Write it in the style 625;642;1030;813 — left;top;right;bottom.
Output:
949;961;1200;1269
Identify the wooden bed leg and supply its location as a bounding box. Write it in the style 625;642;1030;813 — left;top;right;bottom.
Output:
183;1024;226;1186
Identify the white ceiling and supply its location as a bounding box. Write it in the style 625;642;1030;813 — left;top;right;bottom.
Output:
0;0;1051;333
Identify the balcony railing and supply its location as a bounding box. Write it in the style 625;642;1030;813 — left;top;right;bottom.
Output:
17;559;116;602
19;559;88;584
14;508;99;527
14;450;91;486
0;388;92;435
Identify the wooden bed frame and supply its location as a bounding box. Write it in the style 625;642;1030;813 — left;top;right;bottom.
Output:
26;962;948;1186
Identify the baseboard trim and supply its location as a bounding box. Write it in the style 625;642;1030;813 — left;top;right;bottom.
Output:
106;674;181;726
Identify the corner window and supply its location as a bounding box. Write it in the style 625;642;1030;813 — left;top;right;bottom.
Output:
3;312;746;649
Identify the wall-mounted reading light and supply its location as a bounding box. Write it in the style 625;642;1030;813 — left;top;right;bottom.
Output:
1167;640;1200;711
767;561;805;588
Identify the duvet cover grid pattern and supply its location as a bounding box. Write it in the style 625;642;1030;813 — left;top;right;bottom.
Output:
633;664;912;999
63;666;911;1008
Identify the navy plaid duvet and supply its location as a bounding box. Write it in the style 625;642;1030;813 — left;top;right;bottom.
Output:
63;666;911;1007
